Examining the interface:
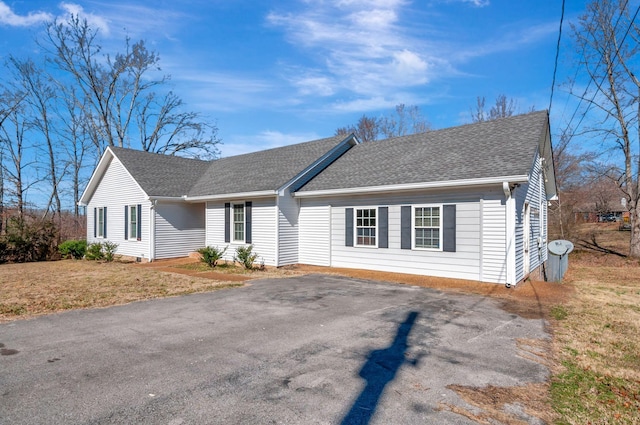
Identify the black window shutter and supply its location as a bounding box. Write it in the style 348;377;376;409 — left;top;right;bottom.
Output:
94;208;97;238
124;205;128;240
224;203;230;243
378;207;388;248
443;204;456;252
245;201;252;243
345;208;354;247
401;206;411;249
137;204;142;241
103;207;107;238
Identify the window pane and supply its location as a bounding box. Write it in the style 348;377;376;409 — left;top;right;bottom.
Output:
355;208;376;246
233;205;245;241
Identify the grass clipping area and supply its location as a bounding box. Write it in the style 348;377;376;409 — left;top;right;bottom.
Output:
0;260;243;322
551;251;640;424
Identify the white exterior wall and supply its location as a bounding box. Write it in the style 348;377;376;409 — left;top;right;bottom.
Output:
277;192;299;266
298;201;331;266
154;201;205;259
86;157;151;259
300;187;505;281
205;198;277;266
481;194;508;284
515;150;547;282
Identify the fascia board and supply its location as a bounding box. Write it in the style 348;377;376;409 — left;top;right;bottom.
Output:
184;190;277;202
293;175;530;198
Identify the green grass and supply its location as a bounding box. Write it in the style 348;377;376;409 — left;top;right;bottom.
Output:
550;305;568;320
551;361;640;424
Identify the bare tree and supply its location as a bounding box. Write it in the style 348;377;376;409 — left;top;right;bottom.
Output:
8;57;64;221
336;115;380;142
43;16;220;159
336;104;430;142
570;0;640;256
379;104;431;139
470;94;525;122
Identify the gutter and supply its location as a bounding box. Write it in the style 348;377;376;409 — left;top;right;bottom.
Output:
294;175;529;198
183;190;277;202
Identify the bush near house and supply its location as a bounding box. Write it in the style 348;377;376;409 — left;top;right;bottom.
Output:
0;217;58;263
234;245;259;270
58;240;87;259
197;246;227;268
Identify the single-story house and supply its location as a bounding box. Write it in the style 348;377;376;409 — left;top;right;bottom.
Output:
79;110;557;287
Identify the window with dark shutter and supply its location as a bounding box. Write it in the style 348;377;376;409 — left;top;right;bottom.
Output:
245;201;252;243
124;205;128;240
136;204;142;241
224;203;230;243
401;206;411;249
345;208;354;247
443;204;456;252
378;207;388;248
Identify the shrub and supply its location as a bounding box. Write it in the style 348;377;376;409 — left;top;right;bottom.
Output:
85;242;104;260
234;245;259;270
58;240;87;259
197;245;227;268
0;217;58;263
102;241;119;262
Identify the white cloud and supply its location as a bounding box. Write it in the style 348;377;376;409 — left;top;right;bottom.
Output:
59;3;110;35
267;0;439;101
0;1;52;26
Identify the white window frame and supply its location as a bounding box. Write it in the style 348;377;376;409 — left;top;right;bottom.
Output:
412;204;443;251
355;207;377;248
129;204;138;241
232;203;245;242
97;207;105;238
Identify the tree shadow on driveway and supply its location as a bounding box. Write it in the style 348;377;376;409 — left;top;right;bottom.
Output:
340;311;419;425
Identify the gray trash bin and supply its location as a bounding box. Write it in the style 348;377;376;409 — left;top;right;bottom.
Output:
547;240;574;282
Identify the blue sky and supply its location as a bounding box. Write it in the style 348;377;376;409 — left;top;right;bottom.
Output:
0;0;589;157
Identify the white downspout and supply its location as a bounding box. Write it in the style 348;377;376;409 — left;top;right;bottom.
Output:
149;200;157;262
503;182;516;288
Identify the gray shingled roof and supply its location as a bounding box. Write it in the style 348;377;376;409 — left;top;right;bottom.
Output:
187;135;346;196
110;147;211;197
298;111;548;192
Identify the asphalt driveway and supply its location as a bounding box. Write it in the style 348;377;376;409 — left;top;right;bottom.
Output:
0;274;549;424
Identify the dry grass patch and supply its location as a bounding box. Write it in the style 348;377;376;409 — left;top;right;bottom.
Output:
550;251;640;424
0;260;244;322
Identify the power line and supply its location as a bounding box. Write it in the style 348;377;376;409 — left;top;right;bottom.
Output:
556;0;640;138
548;0;565;115
567;1;639;138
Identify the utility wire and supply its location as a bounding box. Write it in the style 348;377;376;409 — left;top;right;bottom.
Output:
548;0;566;115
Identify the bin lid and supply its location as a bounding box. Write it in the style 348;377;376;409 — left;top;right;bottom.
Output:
548;239;574;256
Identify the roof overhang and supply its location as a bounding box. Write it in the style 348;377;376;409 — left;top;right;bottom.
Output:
539;112;558;201
293;175;530;198
183;190;277;202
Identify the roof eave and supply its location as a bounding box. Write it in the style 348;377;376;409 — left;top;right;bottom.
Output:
293;175;530;198
184;190;278;202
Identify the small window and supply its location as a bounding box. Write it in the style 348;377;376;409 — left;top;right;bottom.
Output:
129;205;138;240
356;208;376;246
414;206;440;249
233;204;245;242
97;207;105;238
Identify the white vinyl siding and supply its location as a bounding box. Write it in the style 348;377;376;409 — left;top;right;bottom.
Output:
299;202;331;266
154;202;205;259
515;150;546;282
278;192;299;266
206;198;277;266
86;157;151;259
313;188;485;281
481;195;508;284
